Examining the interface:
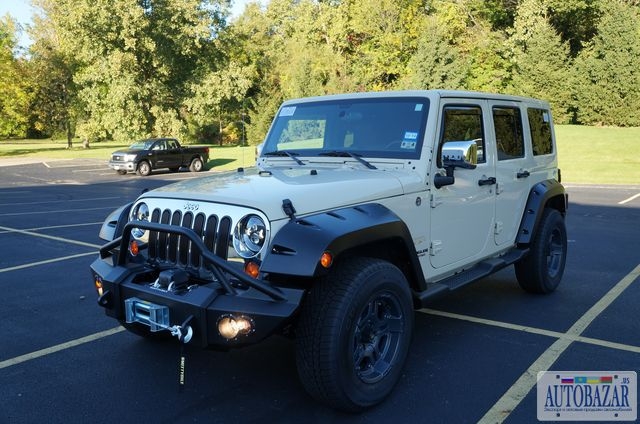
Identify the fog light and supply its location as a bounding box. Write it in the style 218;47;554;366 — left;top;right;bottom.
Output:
217;315;254;340
94;277;104;296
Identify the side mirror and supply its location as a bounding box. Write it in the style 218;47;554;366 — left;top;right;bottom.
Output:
442;140;478;169
434;140;479;189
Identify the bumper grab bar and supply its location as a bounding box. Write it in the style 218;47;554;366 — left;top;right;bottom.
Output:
99;221;287;302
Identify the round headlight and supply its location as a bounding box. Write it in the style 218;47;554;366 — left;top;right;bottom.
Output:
233;214;268;258
131;202;149;240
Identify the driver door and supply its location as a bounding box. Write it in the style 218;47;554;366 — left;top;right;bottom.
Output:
429;100;496;270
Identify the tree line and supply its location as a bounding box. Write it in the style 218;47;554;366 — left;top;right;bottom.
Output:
1;0;639;146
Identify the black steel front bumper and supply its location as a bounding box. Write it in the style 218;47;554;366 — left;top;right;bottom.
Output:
90;221;305;348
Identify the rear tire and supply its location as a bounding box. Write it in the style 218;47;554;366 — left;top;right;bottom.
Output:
295;257;414;412
189;157;203;172
515;208;567;294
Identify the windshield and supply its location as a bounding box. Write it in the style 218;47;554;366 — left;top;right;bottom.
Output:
129;140;155;150
262;97;429;160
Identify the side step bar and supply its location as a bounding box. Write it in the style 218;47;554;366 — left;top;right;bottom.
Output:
415;249;528;307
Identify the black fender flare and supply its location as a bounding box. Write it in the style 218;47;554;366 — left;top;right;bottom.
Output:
98;203;133;241
260;203;427;291
516;179;568;245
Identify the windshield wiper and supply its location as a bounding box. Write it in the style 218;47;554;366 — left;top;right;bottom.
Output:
319;151;377;170
263;150;305;166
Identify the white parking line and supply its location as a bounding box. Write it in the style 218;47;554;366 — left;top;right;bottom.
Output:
0;221;102;235
619;192;640;205
0;225;102;249
0;251;97;273
0;206;114;216
0;326;125;370
420;309;640;354
477;262;640;423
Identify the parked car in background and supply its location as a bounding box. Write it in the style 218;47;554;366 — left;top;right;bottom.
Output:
108;138;209;176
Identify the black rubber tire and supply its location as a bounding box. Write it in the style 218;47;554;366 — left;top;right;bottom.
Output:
189;157;203;172
295;257;414;412
116;170;127;175
137;161;152;176
515;208;567;294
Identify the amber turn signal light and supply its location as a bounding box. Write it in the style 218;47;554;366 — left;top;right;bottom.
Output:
244;261;260;279
320;251;333;268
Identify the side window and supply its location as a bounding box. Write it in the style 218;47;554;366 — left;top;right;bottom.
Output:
167;140;178;149
527;108;553;155
493;107;524;160
441;106;485;163
152;141;165;150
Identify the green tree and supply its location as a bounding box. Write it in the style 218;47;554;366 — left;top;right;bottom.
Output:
0;16;30;138
34;0;229;141
573;1;640;126
508;0;573;123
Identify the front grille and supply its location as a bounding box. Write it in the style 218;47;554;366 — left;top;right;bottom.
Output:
147;208;232;268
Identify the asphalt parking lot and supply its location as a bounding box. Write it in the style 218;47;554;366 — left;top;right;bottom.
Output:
1;159;639;424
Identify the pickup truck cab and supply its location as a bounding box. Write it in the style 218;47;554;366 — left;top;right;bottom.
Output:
109;137;209;176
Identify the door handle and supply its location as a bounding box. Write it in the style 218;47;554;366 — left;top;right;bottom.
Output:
478;177;496;186
517;170;530;179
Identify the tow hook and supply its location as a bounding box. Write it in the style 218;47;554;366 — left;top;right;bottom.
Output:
170;315;194;344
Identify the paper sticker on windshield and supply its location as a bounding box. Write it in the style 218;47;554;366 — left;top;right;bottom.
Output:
415;104;424;112
279;106;296;117
543;112;550;123
404;131;418;140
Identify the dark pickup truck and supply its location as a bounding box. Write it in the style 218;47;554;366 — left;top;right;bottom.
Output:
109;138;210;176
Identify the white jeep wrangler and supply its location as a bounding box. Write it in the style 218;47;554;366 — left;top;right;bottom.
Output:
92;90;567;411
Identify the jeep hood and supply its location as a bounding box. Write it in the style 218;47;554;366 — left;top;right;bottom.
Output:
143;166;420;221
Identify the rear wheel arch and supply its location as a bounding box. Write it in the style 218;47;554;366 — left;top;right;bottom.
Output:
516;179;567;246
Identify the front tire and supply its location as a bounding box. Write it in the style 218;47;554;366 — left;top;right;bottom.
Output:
137;160;151;176
515;208;567;293
296;257;414;412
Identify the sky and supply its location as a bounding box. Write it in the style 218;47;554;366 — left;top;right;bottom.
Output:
0;0;256;48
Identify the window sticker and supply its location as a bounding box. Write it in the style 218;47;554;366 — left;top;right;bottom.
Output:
401;131;418;149
415;104;424;112
542;112;550;123
279;106;296;117
404;131;418;140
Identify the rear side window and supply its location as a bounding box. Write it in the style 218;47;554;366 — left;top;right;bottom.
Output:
527;108;553;156
493;107;524;160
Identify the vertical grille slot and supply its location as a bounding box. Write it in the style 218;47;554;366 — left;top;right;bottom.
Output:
168;211;182;263
148;208;161;258
216;216;232;260
178;212;193;266
191;213;206;268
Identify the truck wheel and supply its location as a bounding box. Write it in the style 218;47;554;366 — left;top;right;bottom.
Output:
296;257;414;412
137;161;151;176
189;157;203;172
515;208;567;294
